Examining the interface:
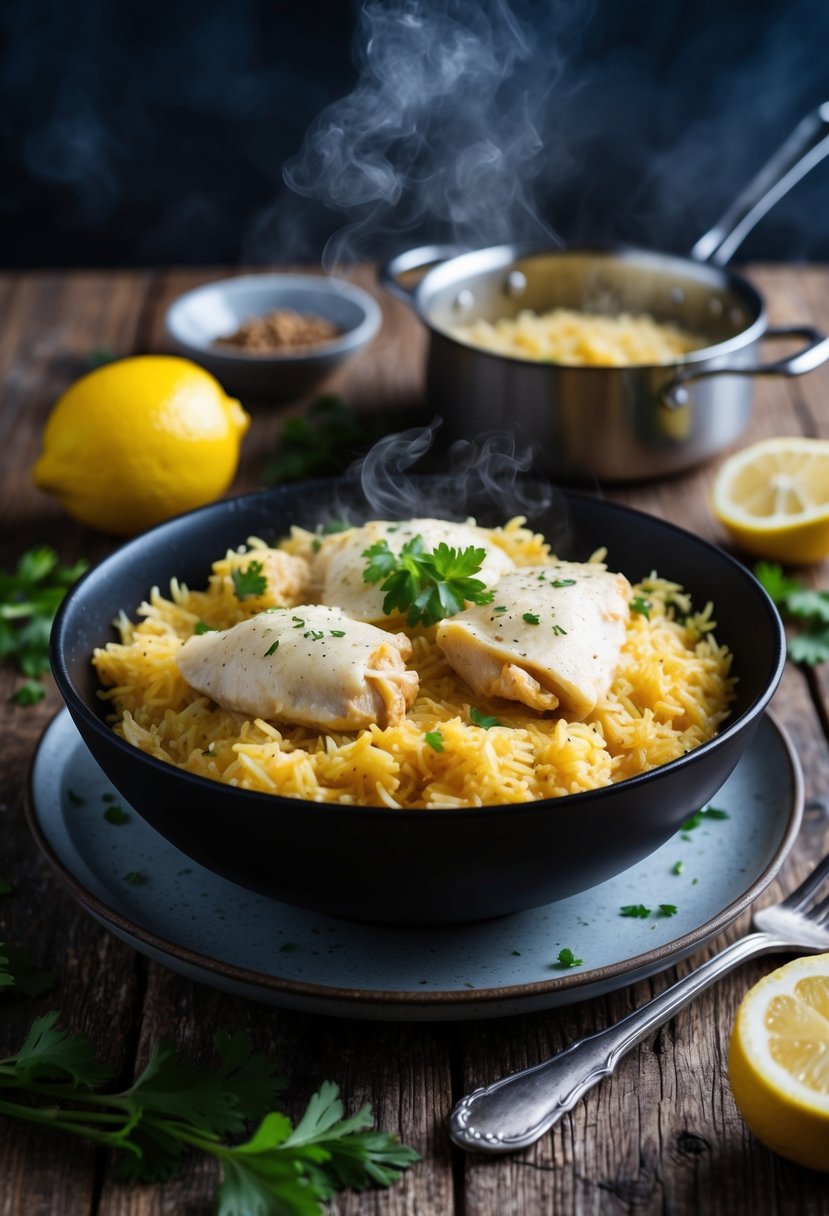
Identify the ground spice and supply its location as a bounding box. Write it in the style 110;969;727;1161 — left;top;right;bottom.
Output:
215;309;340;354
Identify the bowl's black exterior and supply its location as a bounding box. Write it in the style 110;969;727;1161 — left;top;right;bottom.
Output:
50;480;785;925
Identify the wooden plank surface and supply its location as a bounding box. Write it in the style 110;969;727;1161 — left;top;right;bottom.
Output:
1;265;828;1215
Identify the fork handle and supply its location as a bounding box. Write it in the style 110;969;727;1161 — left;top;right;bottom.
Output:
449;931;789;1153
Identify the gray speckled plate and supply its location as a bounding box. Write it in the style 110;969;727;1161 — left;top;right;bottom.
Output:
27;710;802;1021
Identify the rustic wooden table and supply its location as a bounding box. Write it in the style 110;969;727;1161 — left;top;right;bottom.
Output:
2;266;828;1215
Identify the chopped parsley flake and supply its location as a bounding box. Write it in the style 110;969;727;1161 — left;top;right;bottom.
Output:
551;624;567;636
292;616;305;628
66;788;85;807
469;707;503;729
672;860;685;876
330;629;346;637
630;595;652;619
659;904;678;917
425;730;444;753
681;805;730;832
303;630;325;641
231;561;267;600
555;947;583;968
103;806;128;825
123;871;146;885
493;605;507;614
522;612;540;625
194;621;215;635
264;640;280;656
551;578;576;588
620;904;651;918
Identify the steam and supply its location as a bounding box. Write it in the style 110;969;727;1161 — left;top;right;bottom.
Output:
330;420;556;523
273;0;584;268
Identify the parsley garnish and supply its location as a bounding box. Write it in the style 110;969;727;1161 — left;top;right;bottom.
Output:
194;621;215;635
469;707;503;729
672;860;685;875
754;561;829;665
425;730;444;752
103;806;128;825
231;561;267;600
551;578;576;588
292;616;305;628
330;629;346;637
0;547;87;705
681;805;730;832
659;904;678;917
264;640;279;657
123;871;145;885
303;630;325;641
555;947;583;968
551;624;567;636
493;605;507;613
522;612;540;625
0;1014;417;1208
362;537;494;626
630;595;652;619
620;904;651;918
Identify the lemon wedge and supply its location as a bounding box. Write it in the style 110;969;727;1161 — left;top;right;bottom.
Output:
728;952;829;1172
712;437;829;564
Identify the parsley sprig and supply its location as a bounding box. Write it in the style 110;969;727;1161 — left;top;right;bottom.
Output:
362;536;494;627
0;547;87;705
231;560;268;600
0;1014;417;1213
755;561;829;665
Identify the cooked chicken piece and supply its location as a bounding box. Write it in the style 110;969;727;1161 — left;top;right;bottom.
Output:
223;549;310;607
312;518;515;622
436;562;632;719
176;605;418;730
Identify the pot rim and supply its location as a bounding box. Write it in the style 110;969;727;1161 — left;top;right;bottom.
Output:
409;241;768;370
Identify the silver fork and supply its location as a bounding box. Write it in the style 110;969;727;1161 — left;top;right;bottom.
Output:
449;852;829;1154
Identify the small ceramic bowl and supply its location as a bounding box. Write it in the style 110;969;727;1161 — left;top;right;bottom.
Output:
165;273;382;403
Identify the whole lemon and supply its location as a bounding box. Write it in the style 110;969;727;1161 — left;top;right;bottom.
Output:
33;355;250;536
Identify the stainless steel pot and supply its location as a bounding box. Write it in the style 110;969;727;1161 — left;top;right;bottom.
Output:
381;105;829;482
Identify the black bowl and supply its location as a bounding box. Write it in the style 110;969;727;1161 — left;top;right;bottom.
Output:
50;480;785;925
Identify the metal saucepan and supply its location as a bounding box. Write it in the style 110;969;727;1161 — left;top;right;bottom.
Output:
381;104;829;482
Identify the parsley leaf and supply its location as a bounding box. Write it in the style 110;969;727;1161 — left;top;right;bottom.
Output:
264;640;280;657
555;947;583;968
522;612;540;625
425;730;444;753
469;707;503;729
630;595;651;619
0;547;87;705
231;561;267;600
0;1018;417;1210
362;537;494;627
658;904;678;917
620;904;651;918
754;562;829;666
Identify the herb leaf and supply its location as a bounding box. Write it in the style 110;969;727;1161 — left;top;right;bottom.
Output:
469;707;503;730
0;547;87;705
362;537;494;627
754;562;829;666
0;1019;417;1209
424;730;444;753
555;947;583;968
620;904;651;918
231;561;267;600
630;595;652;619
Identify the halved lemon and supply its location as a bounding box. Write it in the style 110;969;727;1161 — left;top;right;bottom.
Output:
711;437;829;565
728;952;829;1172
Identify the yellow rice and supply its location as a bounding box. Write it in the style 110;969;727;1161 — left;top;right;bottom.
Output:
92;518;735;809
451;308;704;366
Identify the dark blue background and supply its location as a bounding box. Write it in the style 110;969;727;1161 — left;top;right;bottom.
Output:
4;0;829;268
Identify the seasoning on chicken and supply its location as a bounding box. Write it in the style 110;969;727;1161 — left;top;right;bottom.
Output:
176;604;418;730
312;518;515;622
435;562;632;719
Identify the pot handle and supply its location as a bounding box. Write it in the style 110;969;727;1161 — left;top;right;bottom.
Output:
661;325;829;409
690;103;829;267
379;243;468;303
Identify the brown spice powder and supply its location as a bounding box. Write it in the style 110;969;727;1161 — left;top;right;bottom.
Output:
215;309;341;354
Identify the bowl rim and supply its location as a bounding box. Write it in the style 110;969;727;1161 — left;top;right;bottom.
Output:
164;272;383;363
50;482;787;823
